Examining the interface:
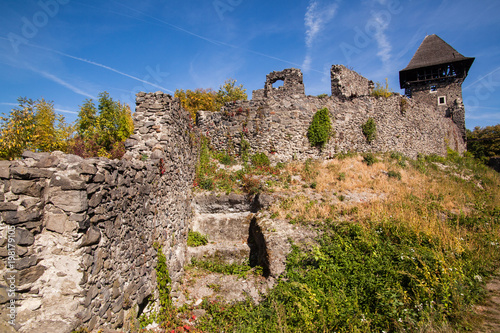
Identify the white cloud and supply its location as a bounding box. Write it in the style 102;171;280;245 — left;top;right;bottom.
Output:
302;54;313;73
302;0;339;72
30;68;95;100
371;11;392;68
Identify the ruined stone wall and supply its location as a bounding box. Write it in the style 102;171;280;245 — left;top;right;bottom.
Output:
331;64;374;99
0;66;468;333
0;92;197;332
197;66;466;161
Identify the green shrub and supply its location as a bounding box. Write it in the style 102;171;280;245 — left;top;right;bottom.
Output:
187;230;209;247
363;153;378;166
390;151;407;167
387;170;402;180
240;136;250;163
307;107;332;148
197;220;496;332
242;175;262;195
200;178;214;190
317;93;328;98
400;97;408;114
361;118;377;143
251;152;270;167
217;152;233;165
338;172;346;181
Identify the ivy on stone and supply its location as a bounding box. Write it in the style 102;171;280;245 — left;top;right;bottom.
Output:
361;118;377;144
155;245;172;312
307;107;332;148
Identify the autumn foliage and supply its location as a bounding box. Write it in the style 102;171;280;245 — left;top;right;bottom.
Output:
175;79;247;121
0;98;72;160
0;92;133;160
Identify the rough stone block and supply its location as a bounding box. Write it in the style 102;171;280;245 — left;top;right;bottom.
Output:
0;202;17;211
44;207;71;234
0;161;11;178
50;174;86;190
16;255;38;270
49;189;88;213
15;228;34;246
80;227;101;247
10;167;54;180
10;180;43;197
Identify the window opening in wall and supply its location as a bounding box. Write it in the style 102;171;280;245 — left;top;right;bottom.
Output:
430;85;437;92
272;79;284;89
438;96;446;105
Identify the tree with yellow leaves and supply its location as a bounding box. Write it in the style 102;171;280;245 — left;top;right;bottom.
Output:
0;98;73;160
175;79;247;121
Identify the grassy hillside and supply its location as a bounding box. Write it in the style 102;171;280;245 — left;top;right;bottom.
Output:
132;149;500;333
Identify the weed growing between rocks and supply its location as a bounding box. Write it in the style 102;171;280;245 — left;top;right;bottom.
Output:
362;118;377;144
187;231;209;247
188;258;264;279
194;136;285;194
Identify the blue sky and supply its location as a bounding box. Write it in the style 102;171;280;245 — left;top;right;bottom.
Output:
0;0;499;129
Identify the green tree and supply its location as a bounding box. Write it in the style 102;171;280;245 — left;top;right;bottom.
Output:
371;78;393;98
466;124;500;163
75;99;98;139
70;92;134;159
215;79;247;108
0;98;36;160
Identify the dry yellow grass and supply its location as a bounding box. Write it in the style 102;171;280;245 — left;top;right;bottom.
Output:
269;154;500;255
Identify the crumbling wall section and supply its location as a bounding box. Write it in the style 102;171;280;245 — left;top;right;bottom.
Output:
331;65;374;99
0;92;197;332
253;68;305;100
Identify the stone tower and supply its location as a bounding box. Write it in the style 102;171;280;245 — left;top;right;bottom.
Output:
399;34;474;141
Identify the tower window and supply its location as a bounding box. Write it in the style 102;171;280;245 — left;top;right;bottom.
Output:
438;96;446;105
430;85;437;92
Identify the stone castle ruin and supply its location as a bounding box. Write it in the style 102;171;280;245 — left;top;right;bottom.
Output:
0;35;474;332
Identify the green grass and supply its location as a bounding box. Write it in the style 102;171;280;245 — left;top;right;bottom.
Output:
187;230;209;247
189;258;263;279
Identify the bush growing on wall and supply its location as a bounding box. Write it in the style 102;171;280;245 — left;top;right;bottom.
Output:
307;107;332;148
362;118;377;143
371;78;393;98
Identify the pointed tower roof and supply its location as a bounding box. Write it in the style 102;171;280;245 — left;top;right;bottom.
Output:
402;34;474;71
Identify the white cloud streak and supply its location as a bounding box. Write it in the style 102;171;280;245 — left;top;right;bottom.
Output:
29;67;95;99
32;45;175;94
55;108;78;115
302;0;338;72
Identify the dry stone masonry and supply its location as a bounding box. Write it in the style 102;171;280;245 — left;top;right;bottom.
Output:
0;92;196;332
197;65;466;162
0;54;470;331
